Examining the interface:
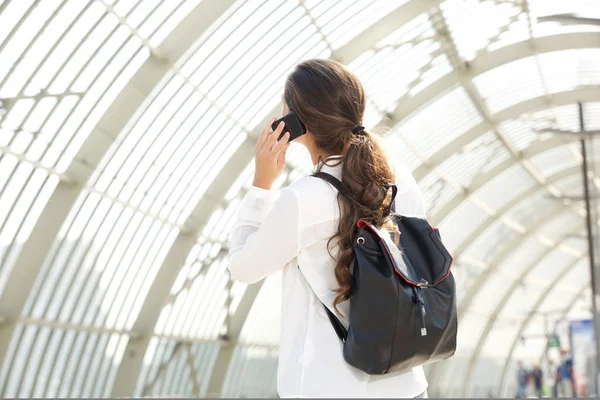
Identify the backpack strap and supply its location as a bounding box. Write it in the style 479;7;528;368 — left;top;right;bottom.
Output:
311;172;398;216
384;184;398;214
312;171;344;191
307;172;397;343
324;303;349;343
297;265;348;342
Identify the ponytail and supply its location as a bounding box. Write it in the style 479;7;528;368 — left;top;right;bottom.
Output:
321;130;394;311
284;59;395;312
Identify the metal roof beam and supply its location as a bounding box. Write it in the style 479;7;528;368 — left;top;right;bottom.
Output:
452;159;585;261
204;280;264;398
384;32;600;127
456;164;592;320
427;88;600;224
415;84;600;182
335;0;444;62
0;0;237;391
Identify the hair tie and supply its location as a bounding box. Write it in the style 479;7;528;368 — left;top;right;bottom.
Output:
352;125;365;134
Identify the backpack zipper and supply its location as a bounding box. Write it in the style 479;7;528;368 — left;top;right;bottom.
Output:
415;281;428;337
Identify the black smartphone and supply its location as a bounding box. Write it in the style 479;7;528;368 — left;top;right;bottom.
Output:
272;111;306;142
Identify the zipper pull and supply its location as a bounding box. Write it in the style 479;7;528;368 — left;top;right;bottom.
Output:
415;287;428;337
420;304;427;336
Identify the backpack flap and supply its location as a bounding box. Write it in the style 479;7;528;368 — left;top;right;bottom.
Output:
356;218;452;287
394;215;453;285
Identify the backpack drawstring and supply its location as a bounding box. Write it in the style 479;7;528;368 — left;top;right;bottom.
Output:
414;285;428;337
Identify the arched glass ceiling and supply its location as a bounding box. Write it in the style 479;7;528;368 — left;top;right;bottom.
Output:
0;0;598;398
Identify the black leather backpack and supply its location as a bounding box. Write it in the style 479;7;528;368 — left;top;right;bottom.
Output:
310;172;457;375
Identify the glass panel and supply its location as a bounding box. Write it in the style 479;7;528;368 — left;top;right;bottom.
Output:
567;289;593;321
474;57;544;114
437;131;510;187
584;103;600;130
470;272;514;316
316;0;409;49
531;0;600;37
149;1;204;47
437;200;490;253
1;324;37;397
530;146;578;177
396;87;483;159
539;280;585;315
474;164;536;210
554;174;583;194
526;247;577;286
221;345;279;398
497;236;548;276
537;210;582;243
540;49;600;94
471;321;519;396
139;340;220;397
385;134;422;172
135;337;173;396
154;243;227;340
464;219;521;264
442;0;522;61
350;13;448;113
487;13;529;52
500;120;545;152
480;319;521;360
452;263;485;306
499;281;546;318
505;190;558;227
512;337;546;367
550;104;584;132
456;313;487;354
418;170;462;219
436;357;469;397
0;171;57;295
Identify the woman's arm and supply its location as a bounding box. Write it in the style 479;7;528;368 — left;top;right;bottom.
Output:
228;186;301;284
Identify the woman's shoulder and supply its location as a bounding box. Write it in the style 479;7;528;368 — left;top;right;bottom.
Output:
391;160;419;193
287;174;338;200
282;174;341;221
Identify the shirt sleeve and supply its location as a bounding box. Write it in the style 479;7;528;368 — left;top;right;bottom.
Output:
228;185;301;284
394;187;427;218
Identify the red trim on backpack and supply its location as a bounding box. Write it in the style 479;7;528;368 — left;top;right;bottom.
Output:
427;224;454;285
357;218;453;286
357;219;419;286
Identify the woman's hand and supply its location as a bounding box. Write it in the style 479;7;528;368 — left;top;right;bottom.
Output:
253;117;291;190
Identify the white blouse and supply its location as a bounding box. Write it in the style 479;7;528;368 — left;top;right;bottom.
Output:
228;156;429;398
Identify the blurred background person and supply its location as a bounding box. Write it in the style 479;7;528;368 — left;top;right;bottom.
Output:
531;362;543;398
557;349;576;398
516;361;529;399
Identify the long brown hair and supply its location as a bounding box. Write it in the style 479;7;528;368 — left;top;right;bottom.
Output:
284;59;394;310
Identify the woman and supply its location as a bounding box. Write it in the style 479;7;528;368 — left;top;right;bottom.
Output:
228;59;428;398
